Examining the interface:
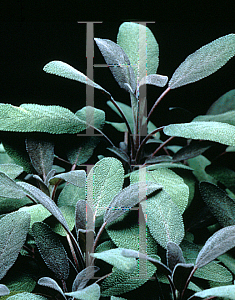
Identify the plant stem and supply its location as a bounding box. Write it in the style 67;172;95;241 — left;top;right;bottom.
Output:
167;275;177;300
66;233;80;272
91;221;107;255
147;86;171;123
150;136;175;157
135;126;164;163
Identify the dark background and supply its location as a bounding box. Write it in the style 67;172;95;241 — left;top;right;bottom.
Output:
0;1;235;130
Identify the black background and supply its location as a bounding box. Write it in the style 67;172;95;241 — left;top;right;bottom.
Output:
0;1;235;130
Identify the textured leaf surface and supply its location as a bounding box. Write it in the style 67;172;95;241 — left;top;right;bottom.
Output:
104;181;162;224
95;38;136;93
75;200;94;233
38;277;66;299
57;183;85;207
0;172;26;199
65;283;100;300
141;190;184;248
187;155;215;183
44;60;107;92
0;103;87;134
49;170;86;187
130;168;189;214
192;285;235;299
49;205;75;236
207;89;235;115
196;225;235;268
91;248;137;273
17;182;70;233
19;204;51;228
194;110;235;126
72;266;99;292
139;74;168;88
117;22;159;81
32;222;70;280
6;292;48;299
169;33;235;89
86;157;124;217
164;121;235;146
0;284;10;296
0;164;24;179
218;253;235;275
199;181;235;227
0;211;30;280
25;138;54;177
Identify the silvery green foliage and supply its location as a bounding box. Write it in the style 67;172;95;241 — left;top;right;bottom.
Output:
194;110;235;126
207;89;235;115
65;283;100;300
86;157;124;217
72;266;99;292
49;170;86;187
94;38;136;93
25;138;54;178
32;222;70;280
0;211;30;280
169;33;235;89
117;22;159;82
17;181;70;233
141;190;184;249
44;61;108;93
6;293;48;299
163;121;235;146
0;103;87;134
191;285;235;300
104;181;162;224
37;277;66;299
0;164;24;179
90;248;137;273
139;74;168;88
0;172;26;199
195;225;235;268
19;204;51;228
0;284;10;296
199;181;235;227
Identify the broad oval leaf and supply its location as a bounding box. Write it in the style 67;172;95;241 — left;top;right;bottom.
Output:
195;225;235;268
19;204;51;228
141;190;184;249
194;110;235;126
0;103;87;134
43;60;108;93
207;89;235;115
192;285;235;300
139;74;168;88
38;277;66;300
95;38;136;93
0;211;30;280
169;33;235;89
6;292;48;299
117;22;159;82
91;248;137;273
0;284;10;296
86;157;124;217
65;283;100;300
49;170;86;187
199;181;235;227
32;222;70;280
164;121;235;146
104;181;162;224
72;266;100;292
57;183;85;207
0;164;24;179
25;138;54;177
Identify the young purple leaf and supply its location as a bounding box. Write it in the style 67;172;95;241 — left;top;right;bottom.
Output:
166;241;185;271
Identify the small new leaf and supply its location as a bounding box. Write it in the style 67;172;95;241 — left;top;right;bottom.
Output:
139;74;168;88
169;33;235;89
195;225;235;268
166;241;185;271
38;277;66;299
72;266;100;292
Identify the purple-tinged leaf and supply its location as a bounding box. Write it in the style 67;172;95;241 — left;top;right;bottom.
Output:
38;277;66;299
72;266;100;291
166;241;185;271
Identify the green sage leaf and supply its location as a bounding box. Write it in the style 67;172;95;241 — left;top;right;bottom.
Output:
32;222;70;280
38;277;66;300
19;204;51;228
91;248;137;273
0;172;26;199
196;225;235;268
192;285;235;300
72;266;99;292
139;74;168;88
207;89;235;115
0;211;30;280
6;292;48;299
141;190;184;249
95;38;136;93
117;22;159;82
57;183;85;207
49;170;86;187
164;121;235;146
0;103;87;134
169;33;235;89
65;283;100;300
25;138;54;177
0;164;24;179
86;157;124;217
